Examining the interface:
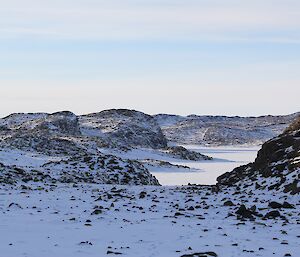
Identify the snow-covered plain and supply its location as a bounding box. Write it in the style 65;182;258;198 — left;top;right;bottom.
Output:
1;183;299;257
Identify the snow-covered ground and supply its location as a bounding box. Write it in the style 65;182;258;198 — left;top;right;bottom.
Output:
0;183;298;257
0;148;61;168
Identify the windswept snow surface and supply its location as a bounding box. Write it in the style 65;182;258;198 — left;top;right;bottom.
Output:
0;184;299;257
0;148;61;168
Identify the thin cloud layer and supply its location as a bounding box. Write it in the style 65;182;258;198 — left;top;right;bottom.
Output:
0;1;299;116
1;0;300;42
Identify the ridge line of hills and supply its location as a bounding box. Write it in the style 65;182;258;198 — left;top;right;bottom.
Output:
1;109;299;146
0;108;299;192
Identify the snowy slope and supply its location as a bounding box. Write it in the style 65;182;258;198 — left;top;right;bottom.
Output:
0;148;159;186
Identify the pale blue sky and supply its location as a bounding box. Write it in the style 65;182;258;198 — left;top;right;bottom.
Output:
0;0;299;117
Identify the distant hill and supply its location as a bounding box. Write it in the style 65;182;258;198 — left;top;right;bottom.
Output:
154;112;300;146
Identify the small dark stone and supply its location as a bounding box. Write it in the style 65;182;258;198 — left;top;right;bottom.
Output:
282;202;295;209
236;205;254;219
265;210;281;219
269;201;282;209
224;200;235;206
106;250;123;255
91;209;102;215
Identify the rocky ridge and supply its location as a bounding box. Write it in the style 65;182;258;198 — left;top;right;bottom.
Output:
217;116;300;195
154;113;299;146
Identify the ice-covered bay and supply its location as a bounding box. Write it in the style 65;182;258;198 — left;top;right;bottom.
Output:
150;146;259;185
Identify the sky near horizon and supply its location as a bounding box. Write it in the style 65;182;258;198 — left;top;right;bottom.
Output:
0;0;299;117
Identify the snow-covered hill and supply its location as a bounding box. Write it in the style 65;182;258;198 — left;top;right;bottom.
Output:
154;112;300;146
79;109;167;149
0;111;161;186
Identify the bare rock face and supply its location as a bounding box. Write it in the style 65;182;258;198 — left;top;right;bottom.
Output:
36;111;81;136
80;109;168;149
217;116;300;195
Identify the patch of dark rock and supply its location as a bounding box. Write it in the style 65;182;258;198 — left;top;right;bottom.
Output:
264;210;281;219
79;241;93;245
224;200;235;206
91;209;102;215
166;146;212;161
139;191;147;199
107;250;123;255
282;201;295;209
180;252;218;257
269;201;283;209
236;205;256;220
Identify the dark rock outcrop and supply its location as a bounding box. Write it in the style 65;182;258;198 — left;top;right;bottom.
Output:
165;146;212;161
217;116;300;194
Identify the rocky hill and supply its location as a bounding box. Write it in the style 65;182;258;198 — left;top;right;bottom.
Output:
217;115;300;195
154;113;299;146
0;111;83;155
0;111;162;186
79;109;168;149
0;152;159;186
